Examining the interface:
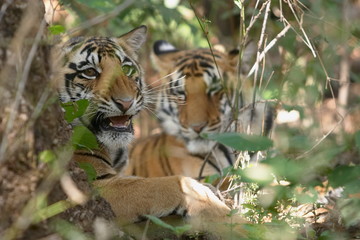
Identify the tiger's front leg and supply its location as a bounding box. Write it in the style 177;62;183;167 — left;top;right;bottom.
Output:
94;175;236;224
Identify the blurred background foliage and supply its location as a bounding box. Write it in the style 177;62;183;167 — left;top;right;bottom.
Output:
42;0;360;238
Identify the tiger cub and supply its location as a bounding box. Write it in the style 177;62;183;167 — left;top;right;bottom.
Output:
126;40;273;180
53;26;244;229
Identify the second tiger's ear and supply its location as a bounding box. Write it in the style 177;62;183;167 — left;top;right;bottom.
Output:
118;25;147;53
227;48;240;64
228;42;257;75
151;40;180;73
153;40;178;56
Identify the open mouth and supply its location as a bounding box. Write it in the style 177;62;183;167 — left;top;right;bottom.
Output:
100;115;134;133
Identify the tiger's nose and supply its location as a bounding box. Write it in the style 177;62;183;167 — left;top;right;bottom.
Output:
190;122;207;134
114;97;134;112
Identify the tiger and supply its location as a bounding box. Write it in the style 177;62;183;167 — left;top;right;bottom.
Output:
53;25;245;235
126;40;273;181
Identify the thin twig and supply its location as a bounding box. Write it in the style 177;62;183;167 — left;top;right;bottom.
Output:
188;1;222;79
247;24;291;78
295;116;343;160
0;18;47;163
286;0;316;57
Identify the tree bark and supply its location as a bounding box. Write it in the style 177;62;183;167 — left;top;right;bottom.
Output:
0;1;115;239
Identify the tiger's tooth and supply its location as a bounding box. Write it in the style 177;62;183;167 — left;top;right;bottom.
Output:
109;122;113;126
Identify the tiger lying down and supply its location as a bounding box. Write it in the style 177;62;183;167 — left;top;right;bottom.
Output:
126;39;273;181
53;25;245;236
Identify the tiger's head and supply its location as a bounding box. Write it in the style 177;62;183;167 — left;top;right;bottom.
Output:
54;26;147;155
152;40;241;155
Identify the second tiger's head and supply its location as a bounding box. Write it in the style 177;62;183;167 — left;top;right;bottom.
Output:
151;40;242;154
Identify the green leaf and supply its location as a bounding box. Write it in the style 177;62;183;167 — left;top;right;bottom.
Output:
355;131;360;152
242;203;256;210
78;162;97;182
262;157;304;183
173;225;192;236
39;150;56;164
295;190;318;204
48;25;65;35
71;126;99;150
60;99;90;123
328;165;360;187
34;200;72;223
328;165;360;195
227;208;239;217
53;219;89;240
202;132;273;151
204;173;220;184
338;198;360;227
145;215;191;236
145;215;176;231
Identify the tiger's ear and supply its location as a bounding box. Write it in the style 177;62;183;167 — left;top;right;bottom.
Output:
151;40;179;72
228;49;240;61
228;41;257;75
153;40;179;56
118;25;147;53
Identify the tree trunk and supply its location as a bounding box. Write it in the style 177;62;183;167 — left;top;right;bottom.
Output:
0;1;115;239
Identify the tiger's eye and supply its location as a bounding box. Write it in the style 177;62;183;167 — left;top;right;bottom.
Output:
83;68;98;78
122;65;136;77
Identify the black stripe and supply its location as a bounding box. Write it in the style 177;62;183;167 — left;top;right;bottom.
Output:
206;159;221;173
75;152;112;167
199;61;213;69
202;51;221;58
218;144;234;166
193;55;212;62
176;57;189;66
68;62;77;70
113;148;127;170
157;136;173;176
193;154;221;173
264;105;274;135
204;69;212;76
80;43;94;54
78;60;89;69
113;148;124;166
160;102;171;116
96;173;115;180
65;72;77;98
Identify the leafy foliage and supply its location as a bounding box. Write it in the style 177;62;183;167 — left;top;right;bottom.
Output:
203;132;273;151
71;125;99;150
39;150;57;164
60;99;89;123
145;215;192;237
48;25;66;35
77;162;97;182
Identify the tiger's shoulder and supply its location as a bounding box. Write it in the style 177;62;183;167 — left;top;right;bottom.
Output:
126;133;220;178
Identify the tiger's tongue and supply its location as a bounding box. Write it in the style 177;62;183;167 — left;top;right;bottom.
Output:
109;115;130;128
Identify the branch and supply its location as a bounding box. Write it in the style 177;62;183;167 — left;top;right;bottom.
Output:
247;24;291;78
